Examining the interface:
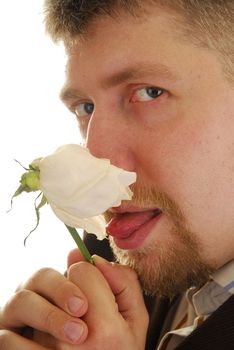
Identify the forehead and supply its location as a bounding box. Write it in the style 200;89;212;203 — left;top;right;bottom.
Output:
62;7;224;96
65;10;182;77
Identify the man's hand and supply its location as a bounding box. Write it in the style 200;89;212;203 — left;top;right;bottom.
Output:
0;265;89;349
0;250;148;349
66;252;149;349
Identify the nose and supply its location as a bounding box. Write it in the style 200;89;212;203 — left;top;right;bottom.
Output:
85;110;136;172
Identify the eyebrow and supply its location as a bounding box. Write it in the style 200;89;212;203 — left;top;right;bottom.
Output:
60;87;84;103
60;62;178;103
101;63;179;88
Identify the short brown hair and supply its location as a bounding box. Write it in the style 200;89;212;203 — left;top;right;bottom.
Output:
44;0;234;84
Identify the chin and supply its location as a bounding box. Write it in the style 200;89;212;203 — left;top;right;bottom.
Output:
109;230;214;298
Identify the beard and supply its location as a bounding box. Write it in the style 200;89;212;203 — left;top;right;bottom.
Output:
107;185;215;298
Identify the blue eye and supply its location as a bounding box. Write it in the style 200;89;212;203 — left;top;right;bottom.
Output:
132;87;164;102
75;102;94;117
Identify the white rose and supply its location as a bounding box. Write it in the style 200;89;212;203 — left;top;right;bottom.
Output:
39;144;136;239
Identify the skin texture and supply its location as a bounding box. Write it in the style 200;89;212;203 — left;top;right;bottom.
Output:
0;251;148;349
1;6;234;349
62;8;234;295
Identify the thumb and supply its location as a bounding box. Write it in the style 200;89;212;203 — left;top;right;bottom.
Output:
93;255;149;328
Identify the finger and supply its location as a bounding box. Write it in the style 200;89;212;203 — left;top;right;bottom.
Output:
93;255;149;329
0;290;88;345
67;259;148;349
68;261;118;322
0;329;49;350
68;261;124;349
19;267;88;318
67;248;85;268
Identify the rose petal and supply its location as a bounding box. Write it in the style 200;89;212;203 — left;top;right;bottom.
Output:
50;204;107;240
39;144;136;239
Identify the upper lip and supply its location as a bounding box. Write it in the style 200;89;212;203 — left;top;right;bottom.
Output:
109;205;162;214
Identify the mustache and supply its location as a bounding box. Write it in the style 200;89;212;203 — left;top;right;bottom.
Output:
105;184;185;226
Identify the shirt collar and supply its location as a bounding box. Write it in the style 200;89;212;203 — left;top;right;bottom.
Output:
211;259;234;293
186;259;234;318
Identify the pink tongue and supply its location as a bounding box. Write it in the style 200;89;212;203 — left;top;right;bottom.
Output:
107;210;156;238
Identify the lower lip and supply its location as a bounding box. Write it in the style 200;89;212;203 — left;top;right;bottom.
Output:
112;213;162;250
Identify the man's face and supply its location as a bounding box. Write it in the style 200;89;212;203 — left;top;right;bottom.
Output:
62;8;234;296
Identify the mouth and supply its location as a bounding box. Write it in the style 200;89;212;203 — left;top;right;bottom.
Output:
106;207;162;249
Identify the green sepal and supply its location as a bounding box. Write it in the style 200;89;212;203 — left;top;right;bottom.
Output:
8;184;27;212
37;194;47;210
9;160;41;211
13;184;26;198
24;192;48;246
29;157;42;171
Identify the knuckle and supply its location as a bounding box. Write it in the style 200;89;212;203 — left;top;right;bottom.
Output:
53;279;75;303
25;267;55;289
3;289;31;316
40;306;66;340
42;306;59;331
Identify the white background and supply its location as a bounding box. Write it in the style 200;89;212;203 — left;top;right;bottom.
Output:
0;1;83;305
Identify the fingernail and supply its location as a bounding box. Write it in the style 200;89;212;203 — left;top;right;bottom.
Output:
92;255;111;265
64;321;84;342
67;296;84;314
92;255;116;268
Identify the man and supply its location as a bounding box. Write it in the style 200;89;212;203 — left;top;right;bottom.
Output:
0;0;234;349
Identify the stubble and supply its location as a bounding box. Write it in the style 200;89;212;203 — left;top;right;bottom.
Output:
108;186;214;297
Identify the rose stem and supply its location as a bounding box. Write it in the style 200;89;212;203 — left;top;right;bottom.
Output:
65;225;94;264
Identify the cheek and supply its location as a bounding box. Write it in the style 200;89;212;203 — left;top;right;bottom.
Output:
179;139;233;259
135;117;205;188
138;117;234;230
